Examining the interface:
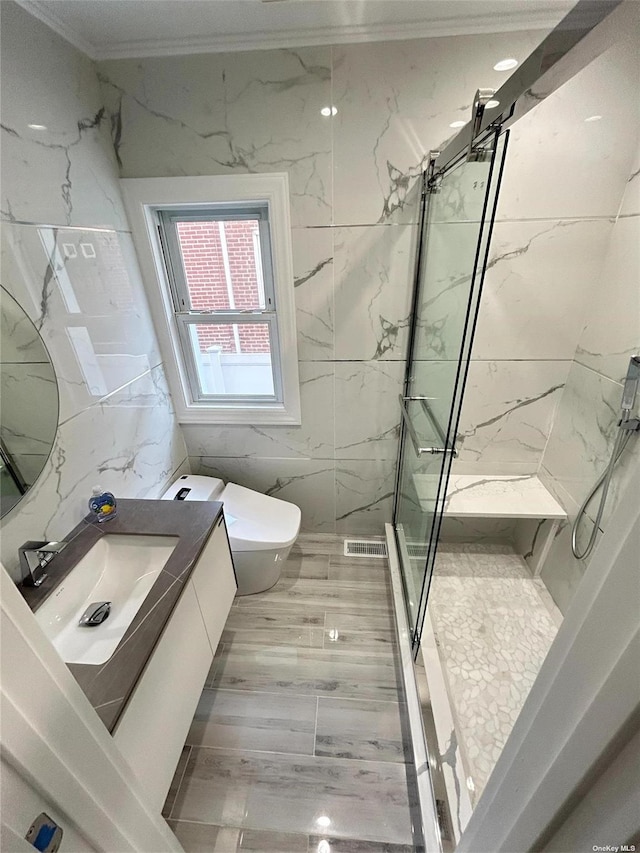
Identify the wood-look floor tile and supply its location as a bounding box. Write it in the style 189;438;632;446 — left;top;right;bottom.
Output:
172;748;413;844
281;554;330;580
168;821;308;852
234;578;392;615
186;689;316;755
328;556;390;584
308;836;414;852
211;644;399;701
315;698;406;763
323;613;396;655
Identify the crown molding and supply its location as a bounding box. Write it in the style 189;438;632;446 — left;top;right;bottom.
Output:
14;0;99;57
14;1;563;62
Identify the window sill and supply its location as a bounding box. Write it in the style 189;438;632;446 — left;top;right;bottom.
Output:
177;404;301;426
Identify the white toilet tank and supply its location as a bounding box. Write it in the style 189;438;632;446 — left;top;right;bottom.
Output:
161;474;301;596
162;474;224;502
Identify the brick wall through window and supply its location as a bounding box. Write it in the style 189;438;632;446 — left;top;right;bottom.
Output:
176;220;271;354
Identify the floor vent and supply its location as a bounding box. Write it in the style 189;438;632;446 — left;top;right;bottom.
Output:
407;544;429;559
343;540;388;558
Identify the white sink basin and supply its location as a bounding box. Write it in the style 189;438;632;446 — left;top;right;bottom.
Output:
35;534;179;665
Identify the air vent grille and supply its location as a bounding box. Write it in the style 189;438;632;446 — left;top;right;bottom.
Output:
343;540;388;558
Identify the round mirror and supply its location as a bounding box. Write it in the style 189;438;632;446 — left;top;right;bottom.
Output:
0;286;59;517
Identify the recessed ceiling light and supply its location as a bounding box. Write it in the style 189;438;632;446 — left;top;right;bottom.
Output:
316;816;332;828
486;100;500;109
449;120;466;128
585;114;603;122
28;123;47;130
494;58;518;71
320;106;337;117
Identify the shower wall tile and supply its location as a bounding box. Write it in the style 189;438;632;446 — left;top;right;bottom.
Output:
335;459;396;535
0;5;187;581
540;361;639;534
575;214;640;384
0;3;128;230
1;365;187;580
97;47;332;229
331;30;542;227
455;360;569;469
197;456;336;533
333;224;414;361
496;38;640;222
619;143;640;217
335;361;404;461
536;466;603;615
472;218;612;361
182;362;334;460
292;228;334;362
1;224;162;424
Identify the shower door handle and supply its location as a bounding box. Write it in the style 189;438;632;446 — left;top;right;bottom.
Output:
398;396;458;458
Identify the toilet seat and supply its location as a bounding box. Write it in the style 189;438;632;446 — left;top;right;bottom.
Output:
220;483;301;552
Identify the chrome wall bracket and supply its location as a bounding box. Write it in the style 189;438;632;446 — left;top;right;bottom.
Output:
467;88;497;162
426;150;442;193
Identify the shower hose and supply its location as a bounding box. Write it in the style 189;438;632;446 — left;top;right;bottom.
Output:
571;426;634;560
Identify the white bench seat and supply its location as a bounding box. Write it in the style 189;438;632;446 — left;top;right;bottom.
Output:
444;474;566;520
412;473;567;575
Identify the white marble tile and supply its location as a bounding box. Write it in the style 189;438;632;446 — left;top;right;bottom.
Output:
540;361;639;532
182;362;334;460
442;475;565;519
332;30;543;226
455;360;569;468
496;38;640;222
0;4;128;230
336;459;396;534
2;224;162;423
575;215;640;384
333;225;414;361
335;361;403;461
292;228;334;361
0;365;187;581
98;48;332;228
196;456;336;533
619;143;640;217
473;219;613;361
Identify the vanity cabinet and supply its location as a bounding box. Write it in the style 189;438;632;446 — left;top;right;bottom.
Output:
112;515;236;812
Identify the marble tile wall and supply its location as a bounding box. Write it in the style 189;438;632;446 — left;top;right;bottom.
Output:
446;40;639;606
97;29;543;533
452;38;639;482
0;2;188;581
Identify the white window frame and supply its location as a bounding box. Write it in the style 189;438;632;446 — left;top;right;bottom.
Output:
121;174;300;425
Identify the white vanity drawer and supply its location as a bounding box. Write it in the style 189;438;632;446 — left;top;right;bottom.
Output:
112;579;211;813
190;515;237;653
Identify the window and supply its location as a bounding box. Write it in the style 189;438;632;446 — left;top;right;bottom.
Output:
121;175;300;424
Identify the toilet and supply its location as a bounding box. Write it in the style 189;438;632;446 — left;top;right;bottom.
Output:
162;474;301;595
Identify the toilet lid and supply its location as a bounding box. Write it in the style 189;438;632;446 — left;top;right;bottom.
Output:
221;483;301;552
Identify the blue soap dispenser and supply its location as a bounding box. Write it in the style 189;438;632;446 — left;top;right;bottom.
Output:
88;485;117;522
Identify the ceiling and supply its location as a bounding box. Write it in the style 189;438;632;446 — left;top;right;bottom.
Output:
16;0;576;61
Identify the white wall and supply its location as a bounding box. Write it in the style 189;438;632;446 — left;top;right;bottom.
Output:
0;2;188;580
96;28;544;534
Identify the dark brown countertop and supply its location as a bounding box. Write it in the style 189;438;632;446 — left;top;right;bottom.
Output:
19;498;225;733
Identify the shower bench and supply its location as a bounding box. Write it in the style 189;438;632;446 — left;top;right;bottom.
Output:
412;473;567;575
443;474;567;575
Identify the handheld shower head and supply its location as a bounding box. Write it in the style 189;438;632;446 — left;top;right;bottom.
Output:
621;355;640;414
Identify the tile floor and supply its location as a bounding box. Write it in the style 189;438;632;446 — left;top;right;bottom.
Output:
429;544;562;804
163;534;420;853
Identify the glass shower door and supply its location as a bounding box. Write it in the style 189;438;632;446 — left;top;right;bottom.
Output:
394;130;507;644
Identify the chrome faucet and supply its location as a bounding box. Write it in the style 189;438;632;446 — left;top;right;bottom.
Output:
19;540;66;587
